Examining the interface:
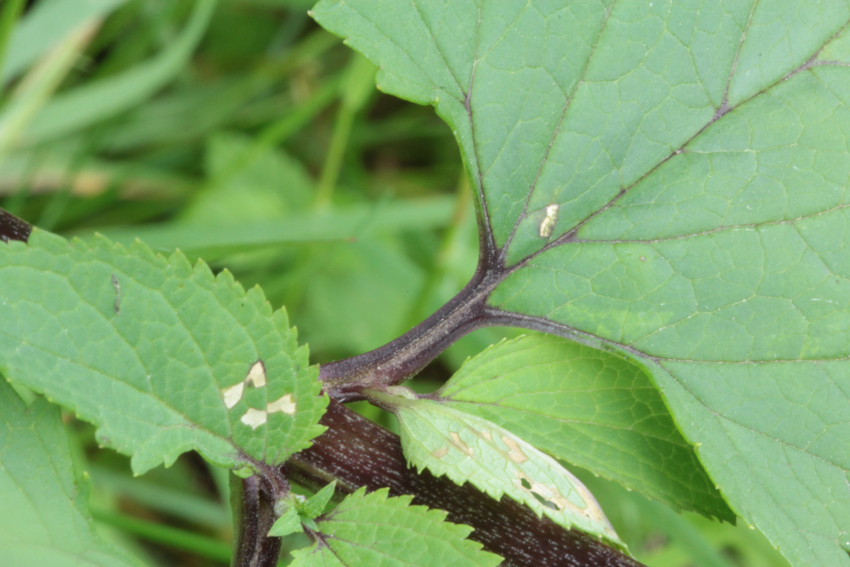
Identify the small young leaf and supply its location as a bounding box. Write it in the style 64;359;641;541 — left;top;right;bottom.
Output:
289;488;501;567
300;481;336;520
371;388;625;551
268;505;303;538
0;379;146;567
269;482;336;538
0;229;327;474
438;333;733;522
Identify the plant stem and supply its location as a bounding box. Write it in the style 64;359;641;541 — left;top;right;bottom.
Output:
0;207;31;242
284;399;645;567
318;256;504;401
229;475;282;567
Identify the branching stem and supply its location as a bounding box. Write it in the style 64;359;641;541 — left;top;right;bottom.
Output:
0;208;640;566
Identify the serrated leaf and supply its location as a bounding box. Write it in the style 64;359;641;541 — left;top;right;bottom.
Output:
312;1;850;564
372;388;624;551
269;505;303;538
438;333;732;522
0;379;146;567
269;482;337;538
300;481;336;520
0;229;327;474
289;488;501;567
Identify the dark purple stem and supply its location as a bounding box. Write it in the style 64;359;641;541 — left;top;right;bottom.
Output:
0;209;31;243
319;257;504;401
284;400;644;567
230;475;283;567
318;224;536;401
318;233;596;401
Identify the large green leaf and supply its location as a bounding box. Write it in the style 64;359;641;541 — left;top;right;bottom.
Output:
437;333;732;522
0;379;146;567
0;229;327;474
312;1;850;565
288;488;502;567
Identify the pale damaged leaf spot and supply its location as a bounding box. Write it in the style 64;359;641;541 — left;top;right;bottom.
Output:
225;362;298;429
432;447;449;459
516;472;605;523
268;394;296;415
449;431;474;458
246;360;267;388
538;204;558;238
222;382;244;409
241;408;267;430
500;435;528;464
220;360;268;409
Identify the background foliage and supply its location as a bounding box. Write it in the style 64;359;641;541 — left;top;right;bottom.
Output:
0;1;796;566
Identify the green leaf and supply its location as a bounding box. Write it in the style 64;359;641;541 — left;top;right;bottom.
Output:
371;387;625;551
300;481;336;520
269;505;303;538
0;379;146;567
438;333;732;522
20;0;216;146
269;482;336;537
0;229;327;474
289;488;502;567
312;1;850;564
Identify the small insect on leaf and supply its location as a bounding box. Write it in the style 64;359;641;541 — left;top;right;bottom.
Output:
538;204;559;238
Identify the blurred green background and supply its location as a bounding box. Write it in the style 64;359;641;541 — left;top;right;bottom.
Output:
0;1;792;566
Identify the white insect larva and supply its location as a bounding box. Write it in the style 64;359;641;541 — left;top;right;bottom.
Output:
539;204;559;238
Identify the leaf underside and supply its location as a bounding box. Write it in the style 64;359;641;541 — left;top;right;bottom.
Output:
0;379;145;567
289;488;502;567
311;1;850;565
383;392;626;550
0;230;327;474
438;333;732;522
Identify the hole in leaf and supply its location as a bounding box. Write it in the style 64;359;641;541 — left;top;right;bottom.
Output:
531;491;559;511
520;478;532;490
